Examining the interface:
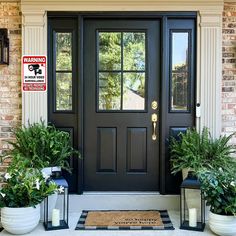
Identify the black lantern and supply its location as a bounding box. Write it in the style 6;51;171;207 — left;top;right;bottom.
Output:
180;171;205;231
0;29;9;65
44;177;69;231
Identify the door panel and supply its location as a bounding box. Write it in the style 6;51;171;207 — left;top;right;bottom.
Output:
127;128;147;172
84;19;160;191
97;127;117;172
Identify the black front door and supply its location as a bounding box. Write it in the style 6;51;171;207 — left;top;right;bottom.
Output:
84;19;160;191
48;14;196;194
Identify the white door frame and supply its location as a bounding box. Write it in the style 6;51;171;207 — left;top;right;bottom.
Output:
21;0;223;138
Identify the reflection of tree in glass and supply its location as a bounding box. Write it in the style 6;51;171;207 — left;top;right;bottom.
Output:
99;73;121;110
56;33;72;70
99;32;121;70
172;63;188;110
123;33;145;99
99;33;121;110
99;32;146;110
56;33;72;110
56;73;72;110
124;73;145;98
123;33;145;71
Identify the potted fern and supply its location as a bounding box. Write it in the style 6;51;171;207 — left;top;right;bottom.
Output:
4;120;81;176
1;121;81;223
170;127;236;178
170;127;236;221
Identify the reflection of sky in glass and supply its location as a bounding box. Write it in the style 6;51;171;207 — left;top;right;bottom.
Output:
172;33;188;69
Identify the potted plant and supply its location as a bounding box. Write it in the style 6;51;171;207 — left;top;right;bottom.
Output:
198;168;236;236
4;120;81;176
1;121;81;222
0;155;60;235
170;127;236;221
170;127;236;179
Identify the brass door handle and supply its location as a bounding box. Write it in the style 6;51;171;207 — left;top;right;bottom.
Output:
151;113;157;140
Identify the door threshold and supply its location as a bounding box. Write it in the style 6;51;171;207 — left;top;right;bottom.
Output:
83;191;160;195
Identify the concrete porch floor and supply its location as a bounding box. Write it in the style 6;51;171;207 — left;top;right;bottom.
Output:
1;194;215;235
1;211;215;236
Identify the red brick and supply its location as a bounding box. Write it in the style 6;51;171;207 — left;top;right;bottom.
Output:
222;2;236;142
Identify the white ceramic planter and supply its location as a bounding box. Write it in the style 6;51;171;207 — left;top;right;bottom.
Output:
1;204;40;235
209;211;236;236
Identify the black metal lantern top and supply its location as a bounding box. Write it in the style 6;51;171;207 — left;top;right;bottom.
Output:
0;29;9;65
180;171;201;189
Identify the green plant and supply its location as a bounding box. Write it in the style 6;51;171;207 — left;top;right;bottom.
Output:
170;127;236;174
197;168;236;216
0;155;61;208
3;120;80;172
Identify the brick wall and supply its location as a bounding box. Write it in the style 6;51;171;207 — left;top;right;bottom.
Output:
0;1;235;171
222;2;236;143
0;0;21;175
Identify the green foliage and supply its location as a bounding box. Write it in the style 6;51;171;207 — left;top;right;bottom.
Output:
0;156;59;208
99;33;122;109
170;127;236;174
3;120;81;172
198;168;236;216
99;32;145;109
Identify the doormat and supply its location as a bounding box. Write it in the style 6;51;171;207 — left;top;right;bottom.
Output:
75;210;174;230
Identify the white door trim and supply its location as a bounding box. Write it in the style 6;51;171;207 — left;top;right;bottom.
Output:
21;0;223;137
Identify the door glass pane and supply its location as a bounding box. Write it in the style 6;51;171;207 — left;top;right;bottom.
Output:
171;32;189;111
56;73;72;110
99;72;121;110
97;31;146;111
123;32;145;71
123;72;145;110
56;32;72;71
99;32;121;70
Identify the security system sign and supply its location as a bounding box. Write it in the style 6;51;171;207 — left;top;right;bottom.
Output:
22;56;47;91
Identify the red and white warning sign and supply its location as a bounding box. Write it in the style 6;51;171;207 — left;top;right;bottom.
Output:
22;56;47;92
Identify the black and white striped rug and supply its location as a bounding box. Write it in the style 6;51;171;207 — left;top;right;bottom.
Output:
75;210;175;230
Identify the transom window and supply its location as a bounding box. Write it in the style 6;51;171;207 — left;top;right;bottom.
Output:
97;31;146;111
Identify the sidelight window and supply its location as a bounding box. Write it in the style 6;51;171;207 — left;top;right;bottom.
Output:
55;32;73;111
170;31;190;112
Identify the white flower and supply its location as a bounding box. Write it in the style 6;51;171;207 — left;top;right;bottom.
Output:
230;181;235;187
4;173;11;180
58;186;64;194
0;192;6;198
219;167;223;172
35;179;40;190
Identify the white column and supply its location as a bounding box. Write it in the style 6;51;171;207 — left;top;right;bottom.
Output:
22;11;47;124
199;11;222;138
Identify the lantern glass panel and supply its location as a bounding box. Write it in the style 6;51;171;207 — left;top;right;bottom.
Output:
180;172;205;232
44;177;69;231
